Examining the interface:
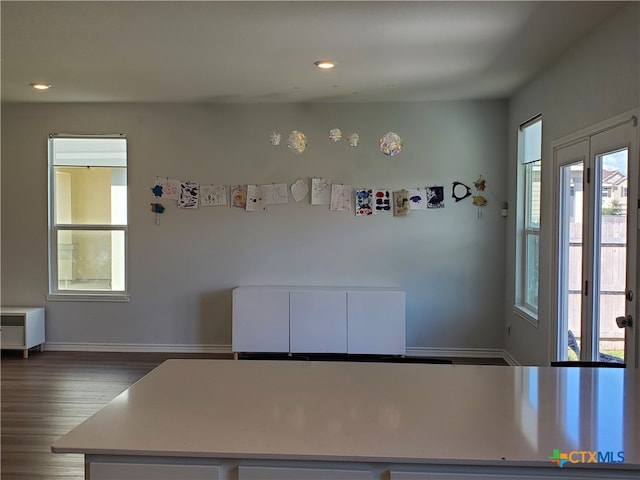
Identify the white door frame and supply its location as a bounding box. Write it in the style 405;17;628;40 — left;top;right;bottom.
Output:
550;109;639;368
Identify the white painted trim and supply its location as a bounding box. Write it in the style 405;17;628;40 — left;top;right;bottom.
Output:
46;294;131;302
44;343;518;364
513;305;538;328
501;350;521;366
44;343;233;354
406;347;507;360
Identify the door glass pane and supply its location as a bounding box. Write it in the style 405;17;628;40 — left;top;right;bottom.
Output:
559;162;583;361
596;149;627;363
57;230;125;291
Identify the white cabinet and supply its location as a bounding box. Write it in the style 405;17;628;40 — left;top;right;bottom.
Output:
0;307;45;358
239;466;372;480
232;288;290;353
90;462;220;480
348;290;405;355
232;287;405;356
290;290;347;353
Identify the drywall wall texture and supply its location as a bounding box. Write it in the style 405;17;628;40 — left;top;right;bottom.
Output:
1;100;507;351
505;2;640;365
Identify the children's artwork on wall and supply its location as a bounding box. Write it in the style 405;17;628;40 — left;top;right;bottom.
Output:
452;181;472;202
473;195;487;206
246;185;266;212
231;185;247;209
426;186;445;209
178;181;199;209
290;178;309;202
379;132;403;156
474;175;486;191
155;177;180;200
288;130;307;154
373;189;391;213
150;203;165;224
408;188;428;210
355;189;373;216
348;133;360;147
262;183;289;205
151;184;163;197
393;189;410;216
270;132;282;146
200;185;227;207
311;178;331;205
330;184;353;212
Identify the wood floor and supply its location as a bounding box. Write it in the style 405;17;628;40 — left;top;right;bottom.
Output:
1;350;506;479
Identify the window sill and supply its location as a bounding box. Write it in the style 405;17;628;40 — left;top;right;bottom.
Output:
513;305;539;328
46;293;131;303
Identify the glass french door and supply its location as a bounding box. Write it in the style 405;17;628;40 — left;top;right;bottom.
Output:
555;115;638;367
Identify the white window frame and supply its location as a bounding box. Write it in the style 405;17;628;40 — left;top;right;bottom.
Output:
515;116;542;324
47;134;130;302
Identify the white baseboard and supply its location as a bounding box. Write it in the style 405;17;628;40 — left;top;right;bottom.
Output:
44;342;233;354
44;343;521;364
501;350;521;366
406;346;518;365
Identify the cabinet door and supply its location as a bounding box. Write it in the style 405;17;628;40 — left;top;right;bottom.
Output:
347;291;405;355
239;466;371;480
290;290;347;353
90;462;220;480
232;288;290;353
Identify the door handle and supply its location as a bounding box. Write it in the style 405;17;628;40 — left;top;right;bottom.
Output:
616;315;633;328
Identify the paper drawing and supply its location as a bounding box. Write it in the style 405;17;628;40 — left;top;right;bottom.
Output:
200;185;227;207
155;177;180;200
330;184;353;213
290;178;309;202
231;185;247;209
355;189;373;216
246;185;266;212
311;178;331;205
426;186;445;209
178;181;199;209
373;189;391;213
262;183;289;205
393;190;410;216
408;188;428;210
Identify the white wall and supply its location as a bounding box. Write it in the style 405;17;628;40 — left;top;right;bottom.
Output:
1;101;508;352
505;2;640;365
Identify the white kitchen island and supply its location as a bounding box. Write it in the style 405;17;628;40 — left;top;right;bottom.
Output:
52;360;640;480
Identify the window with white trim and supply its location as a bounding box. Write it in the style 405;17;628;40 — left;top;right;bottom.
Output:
48;135;128;299
518;117;542;315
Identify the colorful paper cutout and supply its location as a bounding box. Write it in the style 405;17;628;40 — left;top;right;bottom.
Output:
379;132;402;156
231;185;247;209
374;189;391;213
355;189;373;216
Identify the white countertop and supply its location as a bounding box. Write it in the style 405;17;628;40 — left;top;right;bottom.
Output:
52;360;640;469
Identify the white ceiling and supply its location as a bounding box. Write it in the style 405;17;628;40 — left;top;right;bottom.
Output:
0;1;627;103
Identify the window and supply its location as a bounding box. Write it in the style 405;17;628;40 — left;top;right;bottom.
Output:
518;116;542;317
48;135;129;300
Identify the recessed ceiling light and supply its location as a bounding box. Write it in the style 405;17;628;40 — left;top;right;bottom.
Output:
314;60;336;70
30;83;51;90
